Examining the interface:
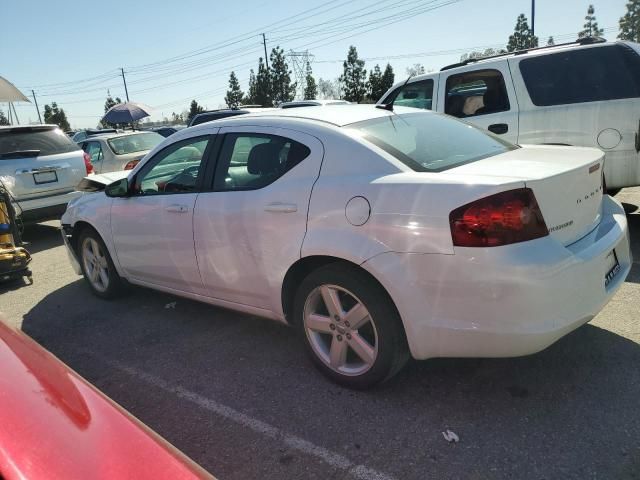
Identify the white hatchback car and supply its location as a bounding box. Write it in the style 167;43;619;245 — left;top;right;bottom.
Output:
61;105;631;388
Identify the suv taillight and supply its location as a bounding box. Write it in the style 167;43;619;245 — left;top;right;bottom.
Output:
83;152;94;175
449;188;549;247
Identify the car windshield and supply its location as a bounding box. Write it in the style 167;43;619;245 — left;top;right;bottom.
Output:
347;112;516;172
0;127;80;157
107;132;163;155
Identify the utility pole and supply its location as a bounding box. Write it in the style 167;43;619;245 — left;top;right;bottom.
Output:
262;33;270;70
531;0;536;47
121;67;130;102
10;102;20;125
31;90;42;124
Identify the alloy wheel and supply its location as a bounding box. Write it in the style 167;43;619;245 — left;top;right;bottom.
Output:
82;237;110;293
303;284;379;376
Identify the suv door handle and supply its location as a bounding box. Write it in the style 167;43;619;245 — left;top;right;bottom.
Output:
264;202;297;213
165;204;189;213
488;123;509;135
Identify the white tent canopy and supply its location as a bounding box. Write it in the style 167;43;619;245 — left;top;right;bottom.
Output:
0;76;29;102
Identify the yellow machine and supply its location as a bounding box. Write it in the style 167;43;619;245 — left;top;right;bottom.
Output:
0;185;32;284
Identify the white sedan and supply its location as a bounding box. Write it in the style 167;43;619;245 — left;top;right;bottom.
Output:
61;105;631;388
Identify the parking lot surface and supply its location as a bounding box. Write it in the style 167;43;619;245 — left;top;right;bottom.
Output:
2;189;640;480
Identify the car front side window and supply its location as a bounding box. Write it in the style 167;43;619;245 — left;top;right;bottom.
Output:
388;79;434;110
133;136;210;195
213;133;310;191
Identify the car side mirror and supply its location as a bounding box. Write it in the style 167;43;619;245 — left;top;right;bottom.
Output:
105;178;130;198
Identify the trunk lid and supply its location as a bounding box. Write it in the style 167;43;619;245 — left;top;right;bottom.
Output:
445;145;604;246
0;126;85;200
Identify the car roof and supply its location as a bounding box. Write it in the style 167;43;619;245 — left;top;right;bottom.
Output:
189;104;426;131
0;124;58;132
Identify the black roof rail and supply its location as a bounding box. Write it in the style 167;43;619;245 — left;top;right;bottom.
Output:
440;36;607;71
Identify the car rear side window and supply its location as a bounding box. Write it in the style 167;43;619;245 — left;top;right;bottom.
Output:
519;44;640;106
444;69;510;118
213;133;310;191
348;112;516;172
388;79;434;110
0;127;79;158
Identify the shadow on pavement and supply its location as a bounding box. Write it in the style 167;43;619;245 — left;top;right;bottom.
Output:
20;277;640;480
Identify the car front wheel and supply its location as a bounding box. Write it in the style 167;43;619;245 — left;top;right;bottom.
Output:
294;264;409;389
78;229;123;299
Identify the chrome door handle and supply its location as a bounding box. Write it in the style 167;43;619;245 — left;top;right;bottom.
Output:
165;204;189;213
264;202;297;213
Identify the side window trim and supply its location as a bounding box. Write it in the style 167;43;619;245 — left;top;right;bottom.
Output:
131;134;215;196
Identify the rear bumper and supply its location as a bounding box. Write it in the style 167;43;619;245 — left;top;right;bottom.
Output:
14;190;82;223
363;195;631;360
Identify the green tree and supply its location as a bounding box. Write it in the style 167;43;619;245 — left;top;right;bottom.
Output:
270;47;296;105
619;0;640;41
0;109;9;126
317;78;340;99
246;69;257;104
254;57;272;107
547;36;555;45
303;61;317;100
579;4;604;38
225;71;244;109
460;48;503;62
340;46;367;103
380;63;395;95
103;92;122;128
43;102;70;131
187;100;204;124
367;64;383;102
507;14;538;51
171;112;184;124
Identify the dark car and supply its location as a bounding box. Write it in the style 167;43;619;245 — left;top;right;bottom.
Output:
146;126;186;138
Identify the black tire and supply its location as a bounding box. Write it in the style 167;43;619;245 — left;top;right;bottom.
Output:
77;228;123;299
293;263;409;389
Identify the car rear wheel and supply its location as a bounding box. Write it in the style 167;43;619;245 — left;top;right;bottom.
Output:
294;264;409;389
78;229;123;299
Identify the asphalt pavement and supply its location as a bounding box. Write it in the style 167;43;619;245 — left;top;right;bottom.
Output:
2;189;640;480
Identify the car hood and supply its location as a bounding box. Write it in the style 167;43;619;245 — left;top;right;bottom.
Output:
0;319;214;480
76;170;130;192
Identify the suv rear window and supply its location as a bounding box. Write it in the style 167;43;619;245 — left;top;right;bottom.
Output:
347;112;516;172
519;44;640;106
0;127;80;158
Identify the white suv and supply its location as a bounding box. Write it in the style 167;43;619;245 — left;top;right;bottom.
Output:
379;38;640;191
0;125;90;222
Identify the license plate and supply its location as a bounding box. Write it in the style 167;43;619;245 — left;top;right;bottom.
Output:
33;171;58;185
604;250;621;287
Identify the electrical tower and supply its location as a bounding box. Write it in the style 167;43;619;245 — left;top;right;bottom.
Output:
287;50;314;100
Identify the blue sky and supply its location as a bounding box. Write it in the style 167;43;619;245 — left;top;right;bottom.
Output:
1;0;628;128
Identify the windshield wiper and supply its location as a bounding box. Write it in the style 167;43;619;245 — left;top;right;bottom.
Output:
0;149;41;159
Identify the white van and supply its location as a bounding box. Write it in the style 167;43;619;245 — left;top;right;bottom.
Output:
378;38;640;191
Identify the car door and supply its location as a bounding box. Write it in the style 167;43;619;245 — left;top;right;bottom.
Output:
110;132;216;293
193;126;324;314
438;64;519;143
83;141;105;173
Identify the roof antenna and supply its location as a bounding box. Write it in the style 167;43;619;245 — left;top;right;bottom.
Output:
375;74;413;112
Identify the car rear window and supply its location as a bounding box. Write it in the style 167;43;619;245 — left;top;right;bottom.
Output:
519;44;640;106
107;132;163;155
347;112;516;172
0;127;80;158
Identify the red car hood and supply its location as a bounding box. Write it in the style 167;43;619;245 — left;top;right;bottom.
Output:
0;320;214;480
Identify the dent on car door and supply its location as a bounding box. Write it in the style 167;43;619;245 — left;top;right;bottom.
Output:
110;134;216;292
193;127;324;314
440;66;519;143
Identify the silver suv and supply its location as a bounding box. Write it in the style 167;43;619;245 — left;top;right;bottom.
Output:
0;125;89;223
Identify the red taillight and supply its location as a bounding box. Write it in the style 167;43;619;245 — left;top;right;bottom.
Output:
124;160;139;170
449;188;549;247
83;152;94;175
